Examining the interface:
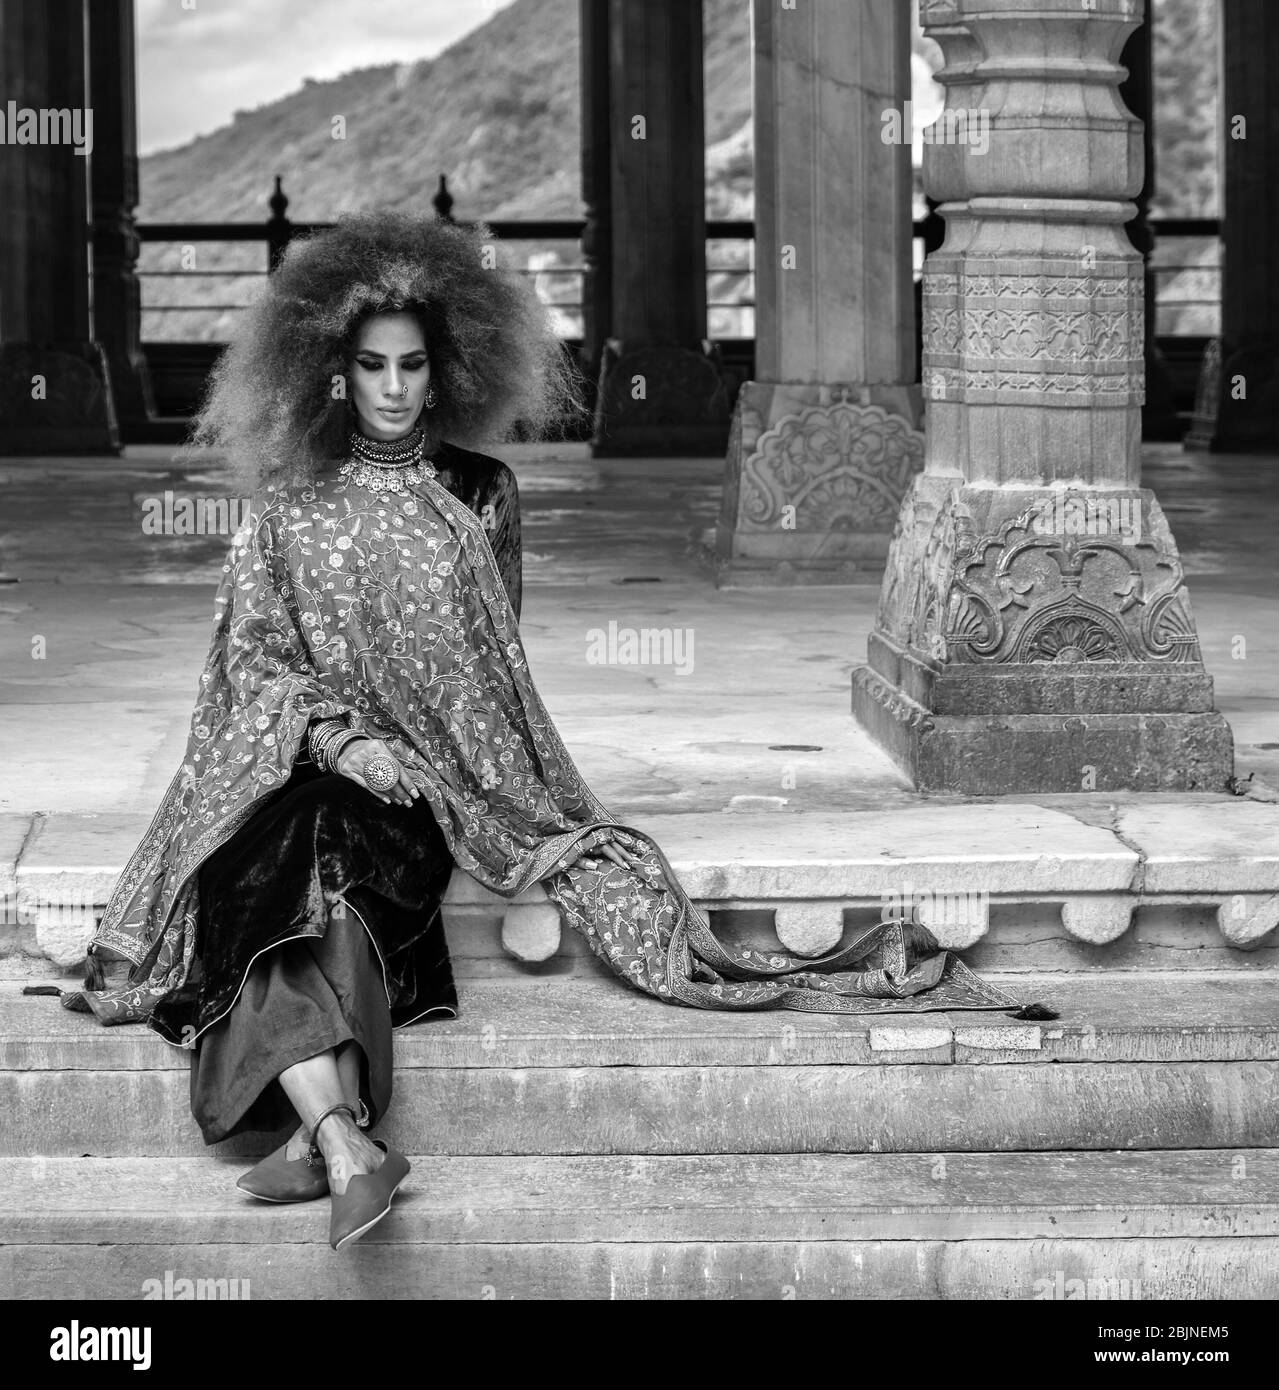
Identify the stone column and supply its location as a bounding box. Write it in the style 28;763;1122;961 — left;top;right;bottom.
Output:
577;0;612;402
851;0;1232;793
88;0;155;436
1207;0;1279;451
1119;6;1178;442
711;0;922;586
590;0;729;456
0;0;118;453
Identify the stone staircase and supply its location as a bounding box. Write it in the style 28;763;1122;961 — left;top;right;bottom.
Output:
4;800;1279;1298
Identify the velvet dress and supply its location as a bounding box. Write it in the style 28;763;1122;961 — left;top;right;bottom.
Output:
153;441;524;1144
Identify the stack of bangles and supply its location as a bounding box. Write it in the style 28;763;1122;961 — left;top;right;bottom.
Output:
308;718;365;774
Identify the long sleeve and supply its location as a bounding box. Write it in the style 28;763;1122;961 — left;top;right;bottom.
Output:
189;512;354;793
483;463;523;623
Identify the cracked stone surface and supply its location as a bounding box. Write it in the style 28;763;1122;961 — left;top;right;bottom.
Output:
1117;803;1279;893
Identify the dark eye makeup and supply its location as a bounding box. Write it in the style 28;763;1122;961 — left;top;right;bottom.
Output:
356;354;428;366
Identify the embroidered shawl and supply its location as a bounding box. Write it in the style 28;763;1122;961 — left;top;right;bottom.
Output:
64;459;1014;1032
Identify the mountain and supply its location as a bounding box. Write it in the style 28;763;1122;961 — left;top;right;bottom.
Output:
139;0;752;225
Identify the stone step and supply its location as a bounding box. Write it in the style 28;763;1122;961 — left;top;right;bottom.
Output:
8;972;1279;1069
3;1151;1277;1299
5;973;1279;1158
4;800;1278;975
13;1058;1278;1159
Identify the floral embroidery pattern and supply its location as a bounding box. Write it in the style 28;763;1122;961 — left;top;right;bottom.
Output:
66;468;1015;1028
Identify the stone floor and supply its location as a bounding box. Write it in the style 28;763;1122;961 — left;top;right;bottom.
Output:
0;439;1276;819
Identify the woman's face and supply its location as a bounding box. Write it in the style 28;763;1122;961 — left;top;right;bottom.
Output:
349;311;431;441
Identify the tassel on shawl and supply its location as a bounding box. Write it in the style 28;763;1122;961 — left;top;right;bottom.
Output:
82;948;106;993
1008;1001;1059;1021
900;920;942;958
891;915;1057;1018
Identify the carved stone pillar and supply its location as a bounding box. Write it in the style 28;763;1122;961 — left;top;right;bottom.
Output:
0;0;118;454
711;0;922;586
1207;0;1279;451
591;0;729;456
89;0;155;436
851;0;1232;793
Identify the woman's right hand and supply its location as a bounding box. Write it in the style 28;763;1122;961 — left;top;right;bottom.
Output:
333;737;420;808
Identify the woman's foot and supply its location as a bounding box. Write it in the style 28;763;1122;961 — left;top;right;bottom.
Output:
327;1140;411;1251
312;1110;386;1195
236;1126;330;1203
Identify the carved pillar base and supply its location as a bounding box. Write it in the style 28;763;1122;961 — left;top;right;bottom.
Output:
851;475;1234;792
591;340;730;457
710;381;924;587
0;344;120;455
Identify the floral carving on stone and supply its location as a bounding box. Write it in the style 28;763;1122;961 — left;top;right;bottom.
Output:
932;503;1204;666
922;265;1145;404
1012;603;1130;664
738;399;923;533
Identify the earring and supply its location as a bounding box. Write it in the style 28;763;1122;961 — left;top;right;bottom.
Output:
423;383;438;409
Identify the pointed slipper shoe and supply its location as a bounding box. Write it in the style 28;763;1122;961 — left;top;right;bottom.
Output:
236;1141;330;1203
329;1142;411;1250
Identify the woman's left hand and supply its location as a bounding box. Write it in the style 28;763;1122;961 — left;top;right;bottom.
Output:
333;736;420;808
569;829;663;884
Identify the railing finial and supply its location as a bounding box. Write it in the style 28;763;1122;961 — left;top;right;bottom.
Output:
266;176;291;271
268;175;289;223
433;174;455;223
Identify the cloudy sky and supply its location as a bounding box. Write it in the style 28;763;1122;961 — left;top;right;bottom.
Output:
135;0;515;155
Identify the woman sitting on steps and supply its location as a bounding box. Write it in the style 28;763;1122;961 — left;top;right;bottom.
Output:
64;212;1014;1251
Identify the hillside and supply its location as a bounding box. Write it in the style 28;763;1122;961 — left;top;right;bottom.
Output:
140;0;751;225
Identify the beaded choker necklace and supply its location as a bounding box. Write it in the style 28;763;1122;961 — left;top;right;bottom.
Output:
340;424;437;494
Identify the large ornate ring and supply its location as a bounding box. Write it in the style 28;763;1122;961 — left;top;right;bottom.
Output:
363;753;401;793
